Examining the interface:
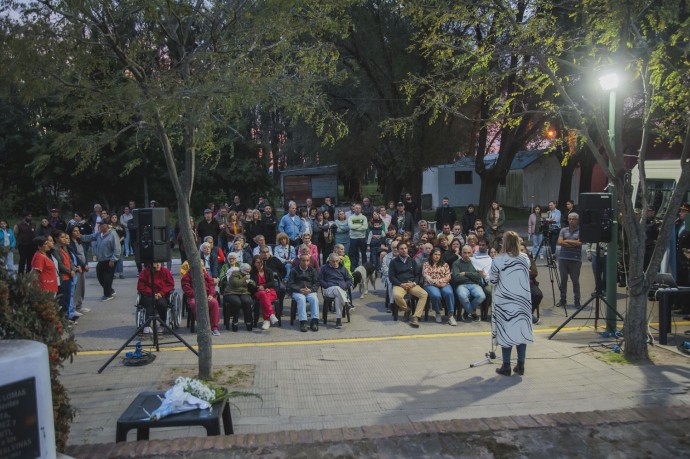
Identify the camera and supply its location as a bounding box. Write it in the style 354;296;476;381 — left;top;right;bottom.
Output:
540;218;554;235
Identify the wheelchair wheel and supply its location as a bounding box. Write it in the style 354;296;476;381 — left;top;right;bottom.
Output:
170;291;182;329
135;307;146;330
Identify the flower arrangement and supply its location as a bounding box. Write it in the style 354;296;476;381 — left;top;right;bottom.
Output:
149;377;228;421
175;376;227;404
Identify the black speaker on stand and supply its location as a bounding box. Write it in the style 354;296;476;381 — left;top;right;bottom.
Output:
579;193;612;244
99;207;198;373
132;208;171;264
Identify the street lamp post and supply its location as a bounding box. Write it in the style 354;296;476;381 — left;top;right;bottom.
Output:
599;72;619;332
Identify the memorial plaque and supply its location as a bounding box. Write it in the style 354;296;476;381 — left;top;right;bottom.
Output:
0;377;40;459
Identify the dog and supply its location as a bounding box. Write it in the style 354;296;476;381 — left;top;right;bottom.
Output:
352;262;377;297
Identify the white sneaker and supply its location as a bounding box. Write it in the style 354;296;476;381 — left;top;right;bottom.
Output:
261;321;270;330
448;316;457;326
143;326;152;334
79;308;91;313
436;315;443;324
269;314;279;325
71;311;83;318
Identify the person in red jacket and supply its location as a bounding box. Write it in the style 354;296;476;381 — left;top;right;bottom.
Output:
181;265;221;336
137;262;175;334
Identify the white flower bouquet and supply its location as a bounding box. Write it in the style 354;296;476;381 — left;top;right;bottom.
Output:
148;377;228;421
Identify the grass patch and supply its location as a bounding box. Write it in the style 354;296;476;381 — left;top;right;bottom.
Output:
596;351;630;365
159;364;255;389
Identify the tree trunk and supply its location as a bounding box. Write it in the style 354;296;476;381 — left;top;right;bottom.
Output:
476;170;499;220
154;113;213;379
380;170;402;204
557;161;576;210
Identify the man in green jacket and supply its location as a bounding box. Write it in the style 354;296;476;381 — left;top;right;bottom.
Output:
451;245;486;322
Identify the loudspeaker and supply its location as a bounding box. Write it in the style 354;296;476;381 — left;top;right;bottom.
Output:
579;193;612;243
132;208;171;263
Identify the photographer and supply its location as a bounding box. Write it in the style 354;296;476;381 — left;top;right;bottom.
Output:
546;201;562;255
527;205;544;259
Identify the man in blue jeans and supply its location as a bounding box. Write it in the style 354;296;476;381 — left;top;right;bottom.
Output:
451;245;486;322
288;254;321;332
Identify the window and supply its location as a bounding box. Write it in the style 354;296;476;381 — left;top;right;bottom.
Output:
455;171;472;185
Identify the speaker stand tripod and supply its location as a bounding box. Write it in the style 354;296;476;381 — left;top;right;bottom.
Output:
98;265;198;373
534;229;562;311
548;290;624;340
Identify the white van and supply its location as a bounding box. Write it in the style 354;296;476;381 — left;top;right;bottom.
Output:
630;159;690;216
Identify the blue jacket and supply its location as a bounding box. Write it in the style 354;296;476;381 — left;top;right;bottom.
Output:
319;263;352;290
81;229;121;262
278;213;303;242
0;227;16;249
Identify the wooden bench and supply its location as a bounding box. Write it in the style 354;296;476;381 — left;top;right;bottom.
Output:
116;390;233;442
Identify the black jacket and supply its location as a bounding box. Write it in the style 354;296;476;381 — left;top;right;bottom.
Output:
434;206;457;228
287;265;320;293
388;256;421;286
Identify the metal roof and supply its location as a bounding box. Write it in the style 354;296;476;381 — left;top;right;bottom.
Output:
433;149;549;171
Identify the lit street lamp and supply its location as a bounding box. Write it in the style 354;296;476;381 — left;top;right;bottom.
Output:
599;72;619;332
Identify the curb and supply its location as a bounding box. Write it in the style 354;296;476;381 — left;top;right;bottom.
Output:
65;405;690;458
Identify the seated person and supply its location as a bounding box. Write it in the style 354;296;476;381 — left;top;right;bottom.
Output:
274;232;296;280
252;235;273;256
452;245;486;322
223;263;254;332
300;233;320;266
227;236;253;265
389;241;428;328
199;235;225;264
319;252;353;329
288;254;321;332
137;262;175;334
249;254;279;330
520;241;543;324
291;244;320;270
181;264;221;336
466;234;479;254
333;243;351;274
200;242;220;281
259;245;286;311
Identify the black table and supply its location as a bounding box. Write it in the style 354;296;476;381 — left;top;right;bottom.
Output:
116;390;233;442
657;287;690;345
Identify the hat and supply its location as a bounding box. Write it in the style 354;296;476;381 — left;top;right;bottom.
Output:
397;201;404;206
204;208;212;213
680;203;690;212
50;208;59;212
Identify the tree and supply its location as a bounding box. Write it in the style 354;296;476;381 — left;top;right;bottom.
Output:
527;0;690;360
323;0;472;203
402;0;553;216
11;0;350;377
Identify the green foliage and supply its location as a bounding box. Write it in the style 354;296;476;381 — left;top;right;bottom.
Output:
0;249;78;452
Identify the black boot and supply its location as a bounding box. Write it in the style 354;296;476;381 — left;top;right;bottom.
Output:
513;361;525;376
300;320;308;332
232;323;239;332
310;318;319;332
245;323;253;332
496;363;512;376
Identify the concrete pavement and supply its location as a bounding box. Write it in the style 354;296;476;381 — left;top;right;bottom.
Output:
60;258;690;456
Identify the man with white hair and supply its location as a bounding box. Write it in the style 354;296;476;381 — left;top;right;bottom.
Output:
319;252;353;329
557;212;583;308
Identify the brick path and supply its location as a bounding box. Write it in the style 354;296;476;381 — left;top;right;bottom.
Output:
65;405;690;458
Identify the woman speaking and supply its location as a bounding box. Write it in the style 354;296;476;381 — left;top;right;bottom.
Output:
489;231;533;376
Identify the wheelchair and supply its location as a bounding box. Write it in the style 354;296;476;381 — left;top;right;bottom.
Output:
134;291;182;332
